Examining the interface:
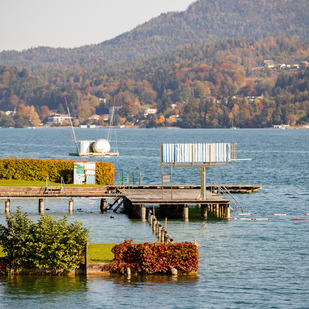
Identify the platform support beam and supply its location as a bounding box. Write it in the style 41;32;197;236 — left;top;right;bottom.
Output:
200;167;208;199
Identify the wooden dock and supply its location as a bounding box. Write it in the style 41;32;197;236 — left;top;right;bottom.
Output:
121;187;231;220
0;184;262;219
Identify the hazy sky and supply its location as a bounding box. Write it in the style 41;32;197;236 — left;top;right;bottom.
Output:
0;0;195;52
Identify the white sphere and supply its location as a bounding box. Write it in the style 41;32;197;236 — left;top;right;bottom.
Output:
92;139;111;153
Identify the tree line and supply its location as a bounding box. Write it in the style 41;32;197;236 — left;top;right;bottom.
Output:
0;37;308;128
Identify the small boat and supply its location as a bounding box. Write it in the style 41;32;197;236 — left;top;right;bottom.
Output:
66;97;119;157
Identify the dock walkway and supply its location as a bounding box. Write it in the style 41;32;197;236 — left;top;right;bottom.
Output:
0;184;262;218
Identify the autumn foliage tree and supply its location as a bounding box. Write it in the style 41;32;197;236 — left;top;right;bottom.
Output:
14;104;41;127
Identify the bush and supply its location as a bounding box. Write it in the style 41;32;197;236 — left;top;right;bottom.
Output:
0;208;89;274
0;158;114;185
110;240;199;275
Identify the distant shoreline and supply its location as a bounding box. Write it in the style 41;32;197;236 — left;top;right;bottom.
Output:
0;125;308;130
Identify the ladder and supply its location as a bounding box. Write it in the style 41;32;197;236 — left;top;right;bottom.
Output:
211;181;244;213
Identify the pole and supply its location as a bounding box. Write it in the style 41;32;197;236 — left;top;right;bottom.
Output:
84;243;88;275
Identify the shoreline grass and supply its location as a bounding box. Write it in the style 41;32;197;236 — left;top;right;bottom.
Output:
0;243;115;263
0;179;103;187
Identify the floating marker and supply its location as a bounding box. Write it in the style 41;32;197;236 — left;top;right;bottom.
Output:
305;214;308;216
290;219;306;221
237;213;252;216
239;218;253;220
272;214;288;216
254;218;270;221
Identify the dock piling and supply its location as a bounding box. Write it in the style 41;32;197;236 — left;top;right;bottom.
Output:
183;204;189;221
69;198;74;214
226;205;231;218
147;210;173;243
100;199;107;213
5;199;10;215
38;198;44;214
201;205;208;219
141;204;146;221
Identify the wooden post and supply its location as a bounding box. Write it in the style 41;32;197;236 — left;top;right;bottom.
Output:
158;224;162;241
69;198;74;214
161;228;165;243
152;217;156;232
148;211;153;226
38;198;44;214
5;199;10;215
201;204;207;219
183;204;189;221
100;199;107;213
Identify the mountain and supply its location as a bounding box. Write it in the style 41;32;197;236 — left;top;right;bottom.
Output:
0;0;308;67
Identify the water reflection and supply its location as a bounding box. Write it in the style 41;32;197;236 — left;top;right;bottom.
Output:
90;273;199;286
0;276;88;308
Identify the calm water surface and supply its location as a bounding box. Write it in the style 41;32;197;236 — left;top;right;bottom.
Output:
0;128;308;308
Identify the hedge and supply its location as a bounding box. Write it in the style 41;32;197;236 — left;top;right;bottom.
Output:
109;240;199;275
0;158;114;185
0;208;89;274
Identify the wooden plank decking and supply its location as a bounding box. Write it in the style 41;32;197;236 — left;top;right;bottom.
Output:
122;187;229;205
0;184;262;199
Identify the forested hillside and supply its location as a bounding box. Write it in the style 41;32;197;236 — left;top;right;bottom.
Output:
0;0;308;67
0;37;308;128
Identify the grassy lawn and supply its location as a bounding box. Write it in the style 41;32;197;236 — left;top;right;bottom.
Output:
0;243;115;263
88;243;115;263
0;179;102;187
0;179;53;186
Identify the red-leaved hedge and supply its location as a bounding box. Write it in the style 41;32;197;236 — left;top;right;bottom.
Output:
109;240;199;275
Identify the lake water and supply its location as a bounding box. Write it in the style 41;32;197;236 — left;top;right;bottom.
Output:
0;128;308;308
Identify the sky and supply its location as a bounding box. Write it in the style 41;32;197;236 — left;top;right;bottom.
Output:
0;0;195;52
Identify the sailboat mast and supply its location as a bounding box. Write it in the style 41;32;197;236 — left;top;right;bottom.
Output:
107;97;116;142
64;97;78;152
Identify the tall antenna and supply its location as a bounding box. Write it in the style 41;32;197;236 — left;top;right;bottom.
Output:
64;97;78;152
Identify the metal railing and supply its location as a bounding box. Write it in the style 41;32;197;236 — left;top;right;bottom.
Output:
211;181;243;213
45;177;66;193
115;171;142;186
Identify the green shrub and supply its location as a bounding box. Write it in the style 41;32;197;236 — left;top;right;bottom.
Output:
0;158;114;185
110;240;199;275
0;208;89;274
